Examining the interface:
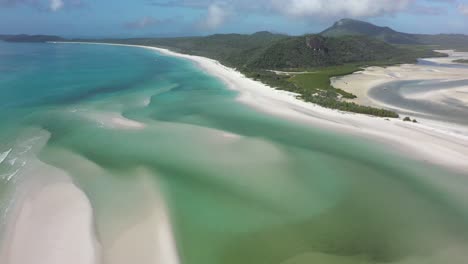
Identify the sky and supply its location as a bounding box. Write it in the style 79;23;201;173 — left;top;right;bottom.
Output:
1;0;468;37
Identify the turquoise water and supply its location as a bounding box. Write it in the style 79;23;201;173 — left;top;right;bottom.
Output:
1;42;468;264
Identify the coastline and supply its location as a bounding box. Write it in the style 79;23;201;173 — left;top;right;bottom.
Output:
56;42;468;173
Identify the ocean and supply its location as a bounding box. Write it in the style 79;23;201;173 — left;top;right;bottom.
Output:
1;42;468;264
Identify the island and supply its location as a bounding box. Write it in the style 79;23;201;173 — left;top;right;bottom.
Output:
3;34;65;43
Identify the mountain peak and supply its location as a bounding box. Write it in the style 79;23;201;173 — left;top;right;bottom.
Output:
335;18;363;25
321;19;420;45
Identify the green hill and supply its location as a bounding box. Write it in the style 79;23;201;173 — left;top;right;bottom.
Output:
246;35;437;69
321;19;419;44
101;32;288;68
103;32;441;70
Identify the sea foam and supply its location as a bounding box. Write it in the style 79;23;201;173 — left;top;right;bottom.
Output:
0;149;12;164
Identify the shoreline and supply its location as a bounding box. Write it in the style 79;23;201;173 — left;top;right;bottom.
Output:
56;42;468;173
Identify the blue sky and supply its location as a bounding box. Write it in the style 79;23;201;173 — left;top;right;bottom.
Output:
1;0;468;37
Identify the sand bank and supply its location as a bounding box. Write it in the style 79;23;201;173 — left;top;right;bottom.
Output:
102;174;179;264
331;50;468;110
423;50;468;64
56;42;468;173
0;133;179;264
0;158;99;264
87;111;146;130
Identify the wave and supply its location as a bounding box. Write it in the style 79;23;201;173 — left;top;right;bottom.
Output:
1;168;20;182
0;148;12;164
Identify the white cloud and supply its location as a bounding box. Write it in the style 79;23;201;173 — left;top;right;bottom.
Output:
151;0;418;18
49;0;63;11
459;4;468;16
198;3;229;30
269;0;413;18
0;0;85;11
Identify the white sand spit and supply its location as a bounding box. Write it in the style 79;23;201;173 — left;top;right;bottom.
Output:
0;160;99;264
73;109;146;130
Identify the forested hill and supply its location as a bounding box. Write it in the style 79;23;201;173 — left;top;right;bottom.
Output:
87;32;442;71
321;19;420;44
244;35;439;69
88;32;288;68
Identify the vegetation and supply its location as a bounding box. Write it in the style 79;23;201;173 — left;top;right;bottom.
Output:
403;117;418;123
85;32;288;68
288;65;359;99
86;32;442;70
453;59;468;63
243;35;443;69
244;65;399;118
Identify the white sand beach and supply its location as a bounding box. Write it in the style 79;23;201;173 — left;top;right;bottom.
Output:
59;42;468;173
0;135;179;264
0;158;99;264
